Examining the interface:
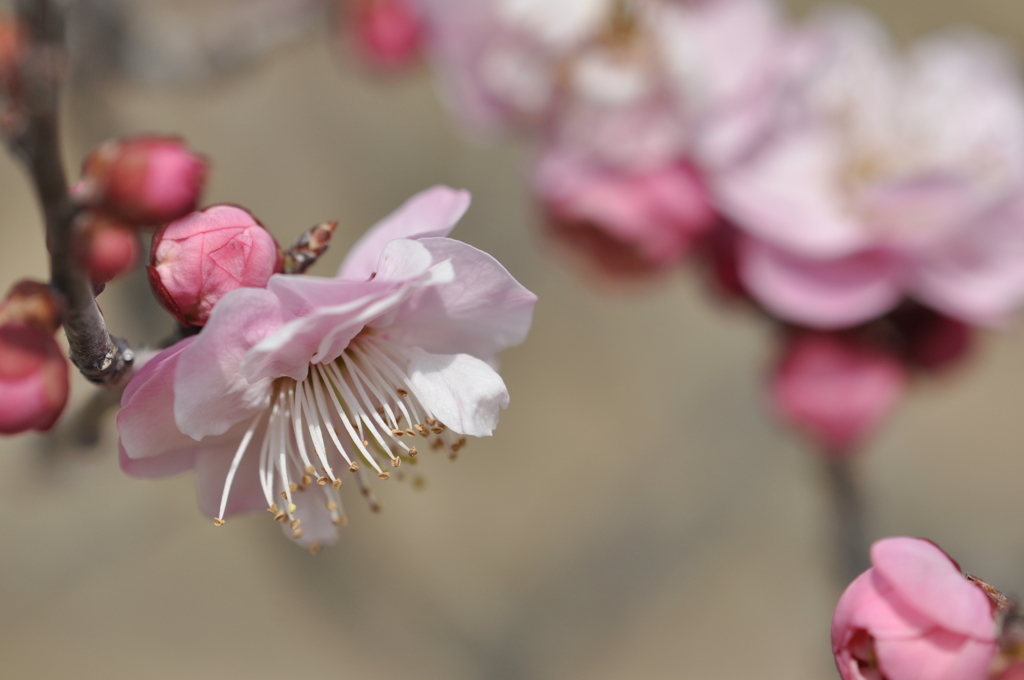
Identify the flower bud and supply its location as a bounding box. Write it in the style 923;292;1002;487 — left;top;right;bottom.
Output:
0;16;26;97
770;331;907;454
79;136;208;226
349;0;424;69
77;213;140;285
148;205;283;327
832;537;998;680
0;281;69;435
996;663;1024;680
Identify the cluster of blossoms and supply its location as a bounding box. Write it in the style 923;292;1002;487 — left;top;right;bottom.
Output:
832;537;1024;680
387;0;1024;454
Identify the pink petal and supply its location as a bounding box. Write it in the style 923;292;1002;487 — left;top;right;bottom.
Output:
910;196;1024;325
875;631;997;680
174;288;283;440
406;347;509;437
738;236;904;328
194;440;271;519
118;337;199;459
249;240;455;382
715;124;871;258
118;441;198;479
338;186;471;281
378;237;537;358
833;569;932;649
871;538;997;640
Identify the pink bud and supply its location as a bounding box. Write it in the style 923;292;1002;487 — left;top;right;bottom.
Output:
832;537;998;680
350;0;424;69
77;214;140;285
0;17;26;97
79;136;208;226
0;281;68;435
148;205;283;327
770;331;907;454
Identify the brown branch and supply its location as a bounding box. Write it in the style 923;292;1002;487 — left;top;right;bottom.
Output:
6;0;133;387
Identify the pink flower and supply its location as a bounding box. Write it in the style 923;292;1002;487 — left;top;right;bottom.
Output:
717;9;1024;329
350;0;425;69
118;187;537;548
770;330;906;453
148;205;283;327
0;281;68;435
832;537;999;680
78;136;208;227
536;149;717;277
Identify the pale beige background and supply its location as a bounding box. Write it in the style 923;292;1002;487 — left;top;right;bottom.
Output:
2;1;1024;679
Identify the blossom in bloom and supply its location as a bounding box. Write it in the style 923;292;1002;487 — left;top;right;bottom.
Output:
770;330;906;453
348;0;425;69
118;187;537;548
536;149;716;277
717;8;1024;329
148;205;283;327
0;281;68;435
832;537;999;680
78;135;208;227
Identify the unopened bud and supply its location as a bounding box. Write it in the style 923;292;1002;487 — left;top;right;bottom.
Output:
0;17;26;97
77;213;140;285
78;136;208;226
770;331;907;455
996;665;1024;680
148;205;283;326
0;281;68;435
349;0;424;69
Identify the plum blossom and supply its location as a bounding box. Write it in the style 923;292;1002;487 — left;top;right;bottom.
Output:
832;537;999;680
717;7;1024;329
118;187;537;548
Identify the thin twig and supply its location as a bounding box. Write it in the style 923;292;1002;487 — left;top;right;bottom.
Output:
824;456;871;584
7;0;133;387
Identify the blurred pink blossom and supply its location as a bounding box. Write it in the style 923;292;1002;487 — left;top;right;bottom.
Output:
537;149;716;277
0;281;68;435
118;187;537;548
717;8;1024;329
770;330;906;453
148;205;283;327
350;0;425;69
832;537;998;680
78;136;208;227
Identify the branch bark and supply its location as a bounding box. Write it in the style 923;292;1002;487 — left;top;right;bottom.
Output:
7;0;133;387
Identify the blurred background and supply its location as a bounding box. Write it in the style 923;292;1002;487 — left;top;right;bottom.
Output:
3;1;1024;678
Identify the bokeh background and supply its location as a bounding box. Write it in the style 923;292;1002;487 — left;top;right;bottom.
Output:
3;1;1024;678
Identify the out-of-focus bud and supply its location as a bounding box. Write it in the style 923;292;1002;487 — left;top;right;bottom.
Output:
832;537;998;680
148;205;283;327
77;213;140;285
0;281;69;435
889;304;974;372
349;0;424;69
0;17;26;97
537;153;717;279
770;330;907;454
78;136;208;226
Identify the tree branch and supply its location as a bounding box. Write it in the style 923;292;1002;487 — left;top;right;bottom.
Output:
7;0;133;387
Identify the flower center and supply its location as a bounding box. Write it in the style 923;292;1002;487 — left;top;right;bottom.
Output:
213;333;467;545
